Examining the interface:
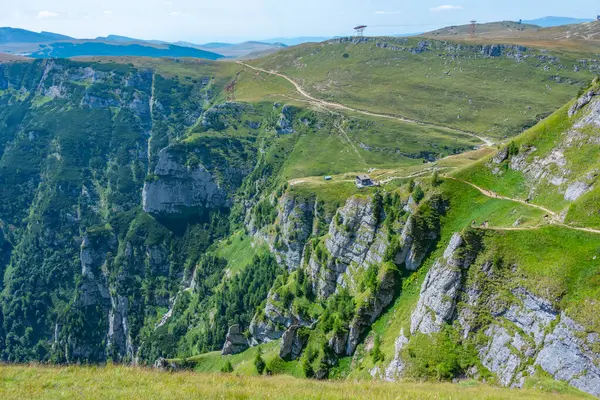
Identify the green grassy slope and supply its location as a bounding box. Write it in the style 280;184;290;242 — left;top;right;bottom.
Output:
0;364;590;400
453;79;600;228
251;37;597;137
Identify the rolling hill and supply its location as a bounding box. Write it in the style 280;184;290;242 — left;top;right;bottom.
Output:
0;27;73;44
0;27;287;59
523;16;595;27
422;20;600;51
249;35;599;137
424;21;540;38
28;42;224;60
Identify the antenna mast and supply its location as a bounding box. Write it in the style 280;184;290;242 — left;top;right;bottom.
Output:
225;71;242;101
469;20;477;37
354;25;367;37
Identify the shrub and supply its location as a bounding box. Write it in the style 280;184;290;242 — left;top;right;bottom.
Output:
371;334;384;363
220;360;233;373
403;327;477;381
431;170;442;187
413;185;425;203
254;347;266;375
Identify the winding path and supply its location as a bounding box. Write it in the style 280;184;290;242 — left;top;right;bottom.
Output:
237;62;494;146
447;177;600;235
238;63;600;236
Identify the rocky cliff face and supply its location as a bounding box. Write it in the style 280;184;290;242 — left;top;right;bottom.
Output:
143;147;228;216
309;196;390;299
0;59;221;363
488;86;600;206
248;191;443;363
255;192;315;271
386;230;600;397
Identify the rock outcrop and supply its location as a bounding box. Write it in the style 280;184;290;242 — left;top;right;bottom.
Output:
385;329;409;381
221;325;249;355
535;314;600;395
410;233;473;335
386;229;600;397
143;147;228;216
259;192;315;271
309;196;393;299
276;105;296;134
489;88;600;205
279;325;308;360
107;295;134;360
249;290;315;344
345;266;398;355
76;233;115;308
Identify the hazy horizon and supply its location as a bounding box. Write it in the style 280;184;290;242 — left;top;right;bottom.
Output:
1;1;598;43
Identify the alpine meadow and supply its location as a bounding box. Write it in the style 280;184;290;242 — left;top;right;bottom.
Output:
1;5;600;399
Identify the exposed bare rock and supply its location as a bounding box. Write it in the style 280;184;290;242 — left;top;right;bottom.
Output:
478;289;557;386
410;233;472;335
142;147;228;215
564;181;591;201
345;266;398;355
329;330;349;356
76;233;115;308
277;105;296;134
492;146;509;164
385;329;409;381
280;325;308;360
569;89;597;117
221;324;249;355
107;295;134;361
535;314;600;396
263;192;315;271
249;290;315;344
309;196;393;298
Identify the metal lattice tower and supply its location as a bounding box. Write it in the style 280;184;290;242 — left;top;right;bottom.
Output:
224;81;236;101
354;25;367;37
224;71;242;101
470;20;477;37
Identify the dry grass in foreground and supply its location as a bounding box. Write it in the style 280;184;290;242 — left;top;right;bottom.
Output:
0;364;591;400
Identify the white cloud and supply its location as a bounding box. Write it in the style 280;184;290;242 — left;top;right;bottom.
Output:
36;11;59;19
430;5;463;12
164;1;173;4
375;11;402;15
103;10;113;15
170;11;184;16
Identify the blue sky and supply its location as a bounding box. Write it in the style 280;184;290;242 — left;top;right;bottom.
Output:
1;0;598;43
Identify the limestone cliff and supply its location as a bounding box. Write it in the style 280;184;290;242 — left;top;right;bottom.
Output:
386;230;600;397
143;147;228;216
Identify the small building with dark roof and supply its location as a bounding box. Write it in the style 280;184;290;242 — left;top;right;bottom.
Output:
356;174;374;188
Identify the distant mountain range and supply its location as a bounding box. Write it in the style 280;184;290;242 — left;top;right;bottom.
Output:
1;16;597;60
260;37;332;46
0;27;286;59
522;16;595;27
0;27;73;43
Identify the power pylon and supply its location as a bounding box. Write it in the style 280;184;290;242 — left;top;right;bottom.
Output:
470;20;477;37
354;25;367;37
224;71;242;101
